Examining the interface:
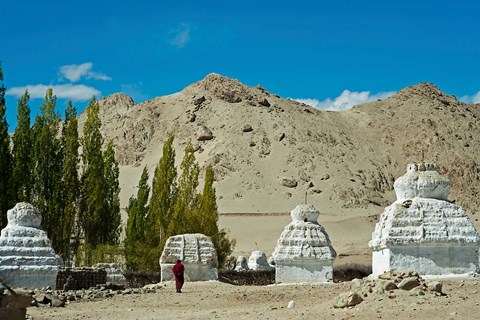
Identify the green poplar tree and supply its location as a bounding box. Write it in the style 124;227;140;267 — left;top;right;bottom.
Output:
80;97;106;258
145;134;177;269
32;88;64;251
12;90;33;202
0;63;13;228
198;164;235;267
103;141;121;245
168;140;200;235
61;101;80;263
125;166;150;270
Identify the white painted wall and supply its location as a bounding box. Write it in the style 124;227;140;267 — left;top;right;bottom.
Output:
372;246;479;277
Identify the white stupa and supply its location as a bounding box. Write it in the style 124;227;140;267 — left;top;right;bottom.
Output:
273;204;336;283
160;233;218;282
0;202;64;289
369;163;480;276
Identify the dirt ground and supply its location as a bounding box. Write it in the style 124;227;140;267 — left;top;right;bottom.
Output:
28;276;480;320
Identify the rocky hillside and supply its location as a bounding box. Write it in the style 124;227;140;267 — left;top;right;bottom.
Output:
78;74;480;218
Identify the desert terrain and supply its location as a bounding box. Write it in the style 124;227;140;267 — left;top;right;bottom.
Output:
27;74;479;320
27;276;480;320
76;73;480;259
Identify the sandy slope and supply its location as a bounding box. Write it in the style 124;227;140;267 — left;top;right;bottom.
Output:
75;73;480;262
28;277;480;320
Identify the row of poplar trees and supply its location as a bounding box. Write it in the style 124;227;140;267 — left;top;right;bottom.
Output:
0;64;121;265
0;64;235;270
125;135;236;270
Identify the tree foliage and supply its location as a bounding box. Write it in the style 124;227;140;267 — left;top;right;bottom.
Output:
102;140;121;245
198;165;235;267
12;90;33;202
168;140;200;235
80;97;107;258
0;63;13;228
32;88;64;253
61;101;80;264
79;98;122;264
125;166;150;270
144;133;177;269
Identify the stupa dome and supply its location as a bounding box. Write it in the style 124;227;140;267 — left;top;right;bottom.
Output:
394;163;451;201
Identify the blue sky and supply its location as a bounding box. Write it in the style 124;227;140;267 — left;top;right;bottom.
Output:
2;0;479;129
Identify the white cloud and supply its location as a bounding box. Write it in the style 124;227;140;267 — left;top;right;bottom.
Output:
169;23;191;48
294;90;397;111
6;84;100;101
59;62;111;82
460;92;480;104
121;83;149;102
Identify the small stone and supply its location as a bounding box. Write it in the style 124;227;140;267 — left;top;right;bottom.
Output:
242;125;253;132
193;96;206;105
426;281;443;293
275;132;285;142
287;300;295;309
333;291;363;308
259;98;271;107
398;277;420;290
280;178;298;188
350;278;364;290
383;281;398;291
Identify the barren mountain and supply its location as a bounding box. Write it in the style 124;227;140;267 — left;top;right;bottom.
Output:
78;74;480;222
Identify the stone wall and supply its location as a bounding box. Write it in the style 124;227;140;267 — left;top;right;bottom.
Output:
56;268;107;291
218;270;275;286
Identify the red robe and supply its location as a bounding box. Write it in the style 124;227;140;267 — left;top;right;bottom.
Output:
172;262;185;292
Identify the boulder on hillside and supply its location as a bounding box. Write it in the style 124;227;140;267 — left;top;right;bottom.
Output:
280;178;298;188
195;126;213;141
242;125;253;132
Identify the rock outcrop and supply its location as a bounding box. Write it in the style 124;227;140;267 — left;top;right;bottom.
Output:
272;204;336;283
160;233;218;282
369;163;480;276
0;202;63;289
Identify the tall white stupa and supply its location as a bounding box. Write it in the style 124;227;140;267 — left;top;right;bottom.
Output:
273;204;336;283
369;163;480;276
0;202;64;289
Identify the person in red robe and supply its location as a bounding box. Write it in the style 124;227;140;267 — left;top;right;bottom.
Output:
172;259;185;293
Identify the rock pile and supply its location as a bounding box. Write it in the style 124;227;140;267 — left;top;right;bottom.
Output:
31;282;162;308
333;270;444;308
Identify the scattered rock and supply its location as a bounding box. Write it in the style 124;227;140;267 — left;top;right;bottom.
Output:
383;281;398;291
249;141;256;147
193;96;206;106
280;178;298;188
398;277;420;290
426;281;443;293
188;113;197;123
275;132;285;142
259;98;271;107
195;126;213;141
242;125;253;132
333;291;363;308
321;174;330;181
287;300;295;309
350;278;364;290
